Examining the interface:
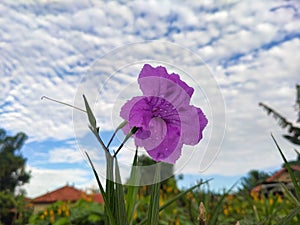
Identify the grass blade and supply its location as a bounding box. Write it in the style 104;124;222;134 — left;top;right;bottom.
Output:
160;179;210;212
83;94;97;130
85;151;116;225
115;158;128;225
271;134;300;200
209;181;238;225
147;164;161;225
105;151;115;220
277;205;300;225
126;148;141;225
106;120;128;148
280;183;300;206
137;179;211;225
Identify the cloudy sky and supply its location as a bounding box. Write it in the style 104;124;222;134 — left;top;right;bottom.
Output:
1;0;300;197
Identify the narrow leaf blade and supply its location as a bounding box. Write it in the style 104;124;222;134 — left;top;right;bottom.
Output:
126;148;141;224
105;152;115;219
115;158;128;225
85;152;116;225
271;134;300;199
83;94;97;129
147;164;161;225
277;205;300;225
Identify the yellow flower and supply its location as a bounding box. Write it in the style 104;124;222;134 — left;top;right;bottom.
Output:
269;198;274;205
57;207;62;215
277;195;283;203
50;215;55;224
224;208;229;216
133;210;137;220
65;209;70;217
166;186;173;193
173;208;177;214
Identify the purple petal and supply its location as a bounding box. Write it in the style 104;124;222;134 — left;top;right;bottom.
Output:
142;121;182;164
138;76;192;108
138;64;194;98
197;107;208;139
120;96;144;135
179;105;208;145
120;96;153;139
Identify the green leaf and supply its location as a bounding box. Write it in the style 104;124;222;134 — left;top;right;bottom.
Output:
271;134;300;200
115;158;128;225
147;164;161;225
105;151;115;222
53;217;69;225
113;126;138;157
244;190;260;222
277;205;300;225
280;183;300;206
83;94;97;130
209;181;238;225
138;179;211;225
107;120;128;148
85;151;116;225
126;148;141;225
159;179;210;212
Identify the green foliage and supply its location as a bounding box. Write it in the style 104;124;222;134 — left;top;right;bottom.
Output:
240;169;270;191
0;129;30;192
29;200;104;225
0;191;33;225
0;128;32;225
259;84;300;145
0;191;15;225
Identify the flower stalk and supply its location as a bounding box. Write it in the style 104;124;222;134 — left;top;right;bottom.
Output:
198;202;206;225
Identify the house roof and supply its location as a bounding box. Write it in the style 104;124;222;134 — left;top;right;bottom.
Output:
31;185;103;204
252;165;300;193
265;165;300;183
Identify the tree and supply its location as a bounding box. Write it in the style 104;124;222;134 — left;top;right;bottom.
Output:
0;128;31;225
137;154;174;186
0;129;30;192
259;84;300;145
240;169;270;191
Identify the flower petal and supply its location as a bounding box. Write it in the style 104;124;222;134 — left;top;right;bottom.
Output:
179;105;208;145
120;96;144;135
139;64;194;97
142;120;182;164
139;76;192;108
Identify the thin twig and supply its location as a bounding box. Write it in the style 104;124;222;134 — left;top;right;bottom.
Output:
41;96;86;113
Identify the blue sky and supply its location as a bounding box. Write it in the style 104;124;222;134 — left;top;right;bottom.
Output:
1;0;300;197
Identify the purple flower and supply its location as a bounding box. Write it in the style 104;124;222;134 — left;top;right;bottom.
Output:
120;64;208;164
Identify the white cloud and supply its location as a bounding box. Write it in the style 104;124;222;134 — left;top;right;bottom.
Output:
1;0;300;195
49;147;85;163
23;166;93;198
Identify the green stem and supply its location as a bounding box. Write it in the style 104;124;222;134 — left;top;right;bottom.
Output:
106;120;128;148
113;126;138;158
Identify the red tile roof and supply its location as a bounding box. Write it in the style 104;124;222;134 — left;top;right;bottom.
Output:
252;165;300;192
31;185;103;204
266;165;300;183
90;193;104;204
